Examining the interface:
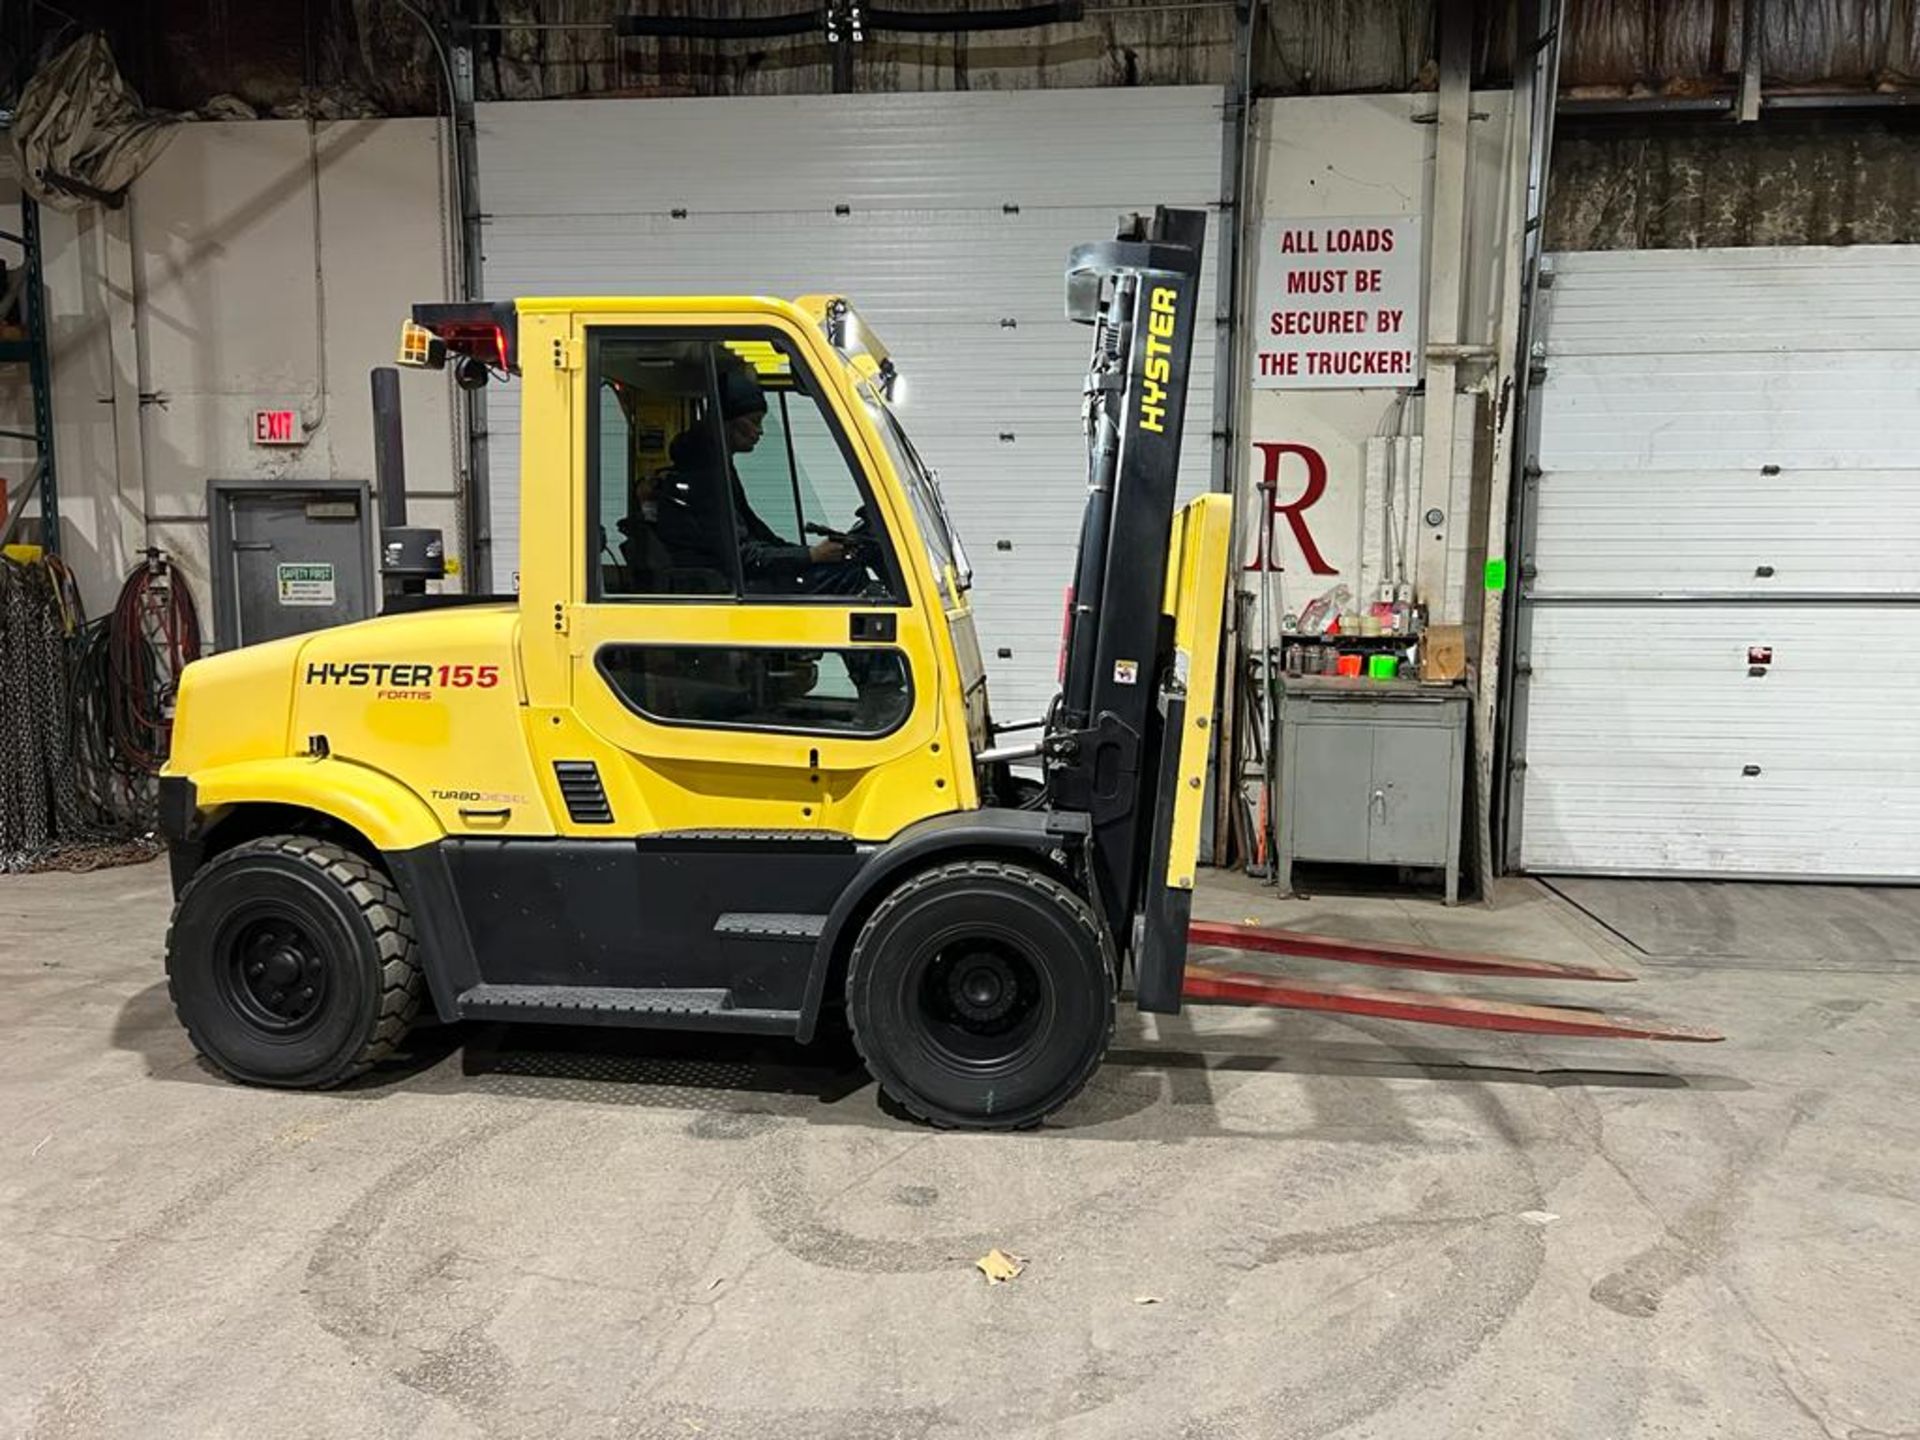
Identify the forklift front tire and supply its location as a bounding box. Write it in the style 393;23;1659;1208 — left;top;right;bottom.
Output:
844;860;1115;1130
165;835;424;1089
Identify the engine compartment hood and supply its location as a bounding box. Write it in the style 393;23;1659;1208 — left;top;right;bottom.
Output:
166;605;520;777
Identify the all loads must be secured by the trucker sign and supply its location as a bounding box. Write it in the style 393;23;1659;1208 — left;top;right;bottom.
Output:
1253;215;1423;390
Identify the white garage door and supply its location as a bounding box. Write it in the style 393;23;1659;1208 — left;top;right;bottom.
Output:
1513;246;1920;880
476;87;1223;724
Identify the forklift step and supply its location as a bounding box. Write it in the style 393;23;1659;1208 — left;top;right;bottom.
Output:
640;829;856;849
713;912;827;942
455;984;800;1034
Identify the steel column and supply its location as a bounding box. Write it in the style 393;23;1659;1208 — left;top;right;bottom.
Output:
1413;6;1472;608
449;35;492;593
1491;0;1567;875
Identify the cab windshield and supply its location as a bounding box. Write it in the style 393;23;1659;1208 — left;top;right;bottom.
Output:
860;384;971;602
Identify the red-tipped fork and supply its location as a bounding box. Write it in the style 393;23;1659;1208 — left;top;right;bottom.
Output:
1182;920;1722;1042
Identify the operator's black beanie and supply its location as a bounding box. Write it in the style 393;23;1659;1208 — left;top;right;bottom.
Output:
719;365;768;419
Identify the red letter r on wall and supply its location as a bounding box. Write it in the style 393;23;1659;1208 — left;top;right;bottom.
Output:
1250;441;1336;576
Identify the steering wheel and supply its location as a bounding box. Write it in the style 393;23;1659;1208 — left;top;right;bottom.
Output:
807;506;884;570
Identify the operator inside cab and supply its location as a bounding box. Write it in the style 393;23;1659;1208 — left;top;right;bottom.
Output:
591;334;909;735
654;361;875;598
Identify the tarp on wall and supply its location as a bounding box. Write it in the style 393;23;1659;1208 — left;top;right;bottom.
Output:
9;34;179;210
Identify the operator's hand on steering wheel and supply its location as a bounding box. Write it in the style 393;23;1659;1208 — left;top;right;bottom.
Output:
809;537;848;564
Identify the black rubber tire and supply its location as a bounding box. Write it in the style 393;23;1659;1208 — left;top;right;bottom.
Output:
844;859;1115;1130
165;835;424;1088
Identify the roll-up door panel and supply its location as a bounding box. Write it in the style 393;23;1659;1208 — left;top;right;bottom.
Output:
1530;469;1920;598
1537;353;1920;473
1520;603;1920;878
1516;246;1920;879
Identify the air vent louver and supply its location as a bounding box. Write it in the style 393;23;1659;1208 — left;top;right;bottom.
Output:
553;760;613;824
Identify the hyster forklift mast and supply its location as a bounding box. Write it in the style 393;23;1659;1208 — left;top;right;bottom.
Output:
1027;214;1717;1047
1046;208;1208;1014
154;206;1717;1136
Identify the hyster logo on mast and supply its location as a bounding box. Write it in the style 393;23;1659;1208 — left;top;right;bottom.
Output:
1137;286;1179;434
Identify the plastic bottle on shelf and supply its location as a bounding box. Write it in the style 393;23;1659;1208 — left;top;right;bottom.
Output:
1296;583;1351;637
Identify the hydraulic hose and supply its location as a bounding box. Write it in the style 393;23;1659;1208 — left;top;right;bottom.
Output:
105;553;201;776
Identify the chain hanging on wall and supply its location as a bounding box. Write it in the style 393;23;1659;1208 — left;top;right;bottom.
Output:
0;554;85;870
0;549;202;873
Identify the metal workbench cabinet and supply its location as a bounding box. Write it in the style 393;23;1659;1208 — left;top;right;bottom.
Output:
1275;676;1468;903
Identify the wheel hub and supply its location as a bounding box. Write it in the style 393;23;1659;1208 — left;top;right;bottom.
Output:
920;938;1046;1050
264;949;302;988
226;918;328;1032
948;952;1018;1025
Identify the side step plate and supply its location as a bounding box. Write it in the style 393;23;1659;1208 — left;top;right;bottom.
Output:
1181;965;1723;1042
714;913;827;942
456;984;800;1035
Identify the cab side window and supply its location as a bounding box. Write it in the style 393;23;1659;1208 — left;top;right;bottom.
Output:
588;331;899;604
586;329;913;738
598;645;912;736
732;380;891;600
592;339;737;598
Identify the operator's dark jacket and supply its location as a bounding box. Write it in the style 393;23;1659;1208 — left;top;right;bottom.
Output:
654;426;813;588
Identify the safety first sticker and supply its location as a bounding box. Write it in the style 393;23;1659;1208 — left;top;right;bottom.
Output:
276;562;336;606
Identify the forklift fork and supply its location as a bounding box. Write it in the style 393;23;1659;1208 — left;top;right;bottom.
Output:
1179;920;1723;1043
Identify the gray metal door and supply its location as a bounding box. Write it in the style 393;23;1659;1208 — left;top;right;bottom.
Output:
211;481;374;649
1370;724;1454;864
1287;718;1374;862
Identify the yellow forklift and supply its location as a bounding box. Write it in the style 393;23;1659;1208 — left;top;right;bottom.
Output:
158;209;1713;1130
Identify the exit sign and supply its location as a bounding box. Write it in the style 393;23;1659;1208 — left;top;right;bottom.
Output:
253;409;303;446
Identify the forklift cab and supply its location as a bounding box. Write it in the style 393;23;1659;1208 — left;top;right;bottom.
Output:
501;295;992;843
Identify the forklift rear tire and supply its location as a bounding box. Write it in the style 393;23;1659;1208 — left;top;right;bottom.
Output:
165;835;424;1088
844;860;1115;1130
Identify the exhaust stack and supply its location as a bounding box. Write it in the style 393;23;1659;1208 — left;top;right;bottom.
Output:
370;365;445;599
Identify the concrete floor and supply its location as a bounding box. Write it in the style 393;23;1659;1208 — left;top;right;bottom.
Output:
2;859;1916;1440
